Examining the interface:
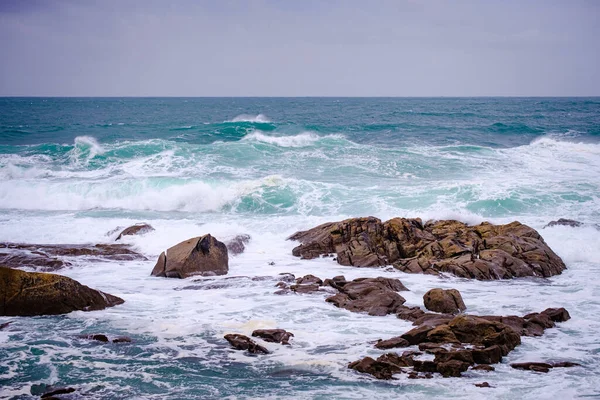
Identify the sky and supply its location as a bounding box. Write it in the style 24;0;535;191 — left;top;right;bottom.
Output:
0;0;598;96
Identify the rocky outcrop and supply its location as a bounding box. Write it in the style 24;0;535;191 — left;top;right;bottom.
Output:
510;361;580;373
423;288;466;314
224;334;269;354
0;242;146;272
252;329;294;345
226;234;251;255
0;266;124;316
151;235;228;279
115;223;154;240
289;217;565;280
325;277;409;316
350;307;572;379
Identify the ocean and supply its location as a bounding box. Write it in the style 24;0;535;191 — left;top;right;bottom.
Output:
0;97;599;399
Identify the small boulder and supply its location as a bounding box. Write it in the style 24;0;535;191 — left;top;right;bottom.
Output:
226;234;251;255
40;387;76;398
0;267;124;316
115;223;154;240
224;333;269;354
325;277;408;316
423;288;466;314
375;336;410;350
544;218;583;228
151;234;228;279
475;382;492;388
252;329;294;345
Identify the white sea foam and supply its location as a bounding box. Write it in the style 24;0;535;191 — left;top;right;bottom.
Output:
229;113;271;123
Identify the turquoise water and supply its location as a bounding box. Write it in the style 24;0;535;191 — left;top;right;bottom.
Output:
1;98;600;399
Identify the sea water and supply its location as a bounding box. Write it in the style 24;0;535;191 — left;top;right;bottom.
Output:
0;97;599;399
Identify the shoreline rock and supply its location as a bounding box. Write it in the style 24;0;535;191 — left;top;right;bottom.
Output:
224;334;269;354
115;223;154;240
289;217;566;280
423;288;466;315
0;266;124;316
151;234;228;279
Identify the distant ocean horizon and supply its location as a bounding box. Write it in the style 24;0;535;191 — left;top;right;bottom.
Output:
1;97;599;398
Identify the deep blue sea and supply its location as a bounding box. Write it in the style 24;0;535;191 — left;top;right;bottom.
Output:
1;98;599;399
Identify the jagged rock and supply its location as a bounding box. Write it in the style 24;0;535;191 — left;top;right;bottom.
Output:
40;387;76;398
471;364;495;372
325;277;408;316
348;352;415;380
0;267;124;316
511;361;581;372
0;321;11;330
151;234;228;278
252;329;294;345
226;234;251;255
436;359;471;377
544;218;583;228
0;242;146;271
423;288;466;314
115;223;154;240
224;334;269;354
289;217;565;280
396;306;427;322
375;336;410;350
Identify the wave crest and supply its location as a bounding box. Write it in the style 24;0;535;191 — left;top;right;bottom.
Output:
228;114;271;123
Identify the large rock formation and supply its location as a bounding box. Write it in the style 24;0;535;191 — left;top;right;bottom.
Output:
115;223;155;240
289;217;565;280
423;288;466;314
0;266;124;316
151;235;228;279
351;307;572;379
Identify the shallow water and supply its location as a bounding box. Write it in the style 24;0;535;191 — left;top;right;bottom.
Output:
1;98;599;399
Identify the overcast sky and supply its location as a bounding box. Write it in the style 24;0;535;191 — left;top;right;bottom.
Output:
0;0;598;96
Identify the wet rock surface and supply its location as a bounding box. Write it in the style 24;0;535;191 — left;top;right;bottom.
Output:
289;217;565;279
325;277;408;316
0;242;147;271
350;307;573;379
225;234;251;255
423;288;466;314
224;333;269;354
151;234;228;278
0;266;124;316
510;361;581;373
252;329;294;345
115;223;155;240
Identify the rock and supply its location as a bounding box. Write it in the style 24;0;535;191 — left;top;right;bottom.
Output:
224;334;269;354
0;266;124;316
511;361;581;372
348;352;415;380
436;359;471;377
86;334;109;342
296;274;323;285
112;336;132;343
0;321;12;330
0;242;146;272
472;345;503;364
115;223;154;240
289;217;566;280
151;234;228;278
472;364;495;372
325;277;408;316
375;336;410;350
252;329;294;345
540;307;571;323
544;218;583;228
225;234;251;255
475;382;492;388
40;387;76;398
413;360;438;373
423;288;466;314
447;315;521;355
396;306;427;322
290;283;321;294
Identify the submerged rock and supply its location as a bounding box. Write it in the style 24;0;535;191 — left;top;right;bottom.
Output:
423;288;466;314
115;223;154;240
151;234;228;278
289;217;565;280
252;329;294;345
544;218;583;228
224;334;269;354
40;387;76;399
225;234;251;255
510;361;581;372
0;266;124;316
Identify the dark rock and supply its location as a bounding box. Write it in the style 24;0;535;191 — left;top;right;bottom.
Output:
224;334;269;354
511;362;552;373
375;336;410;350
252;329;294;345
472;364;495;371
413;360;438;373
423;288;466;314
401;325;435;345
434;350;474;365
552;361;581;368
348;356;402;380
0;267;124;316
475;382;492;388
544;218;583;228
290;283;321;294
151;234;228;278
540;307;571;323
40;387;76;398
225;234;251;255
472;345;503;364
396;306;426;322
112;336;132;343
296;274;323;285
115;223;154;240
277;273;296;283
436;359;471;377
289;217;566;280
0;321;11;330
87;334;109;342
325;277;407;316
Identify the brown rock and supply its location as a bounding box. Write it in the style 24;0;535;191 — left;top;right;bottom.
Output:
447;315;521;355
224;334;269;354
544;218;583;228
475;382;492;388
423;288;466;314
325;277;407;316
510;362;552;373
290;283;321;294
413;360;438;373
436;359;471;377
289;217;566;280
0;266;124;316
151;234;228;278
348;356;402;380
296;274;323;285
375;336;410;350
252;329;294;345
472;365;495;372
115;223;154;240
472;345;503;364
225;234;251;255
396;306;426;322
401;325;435;345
